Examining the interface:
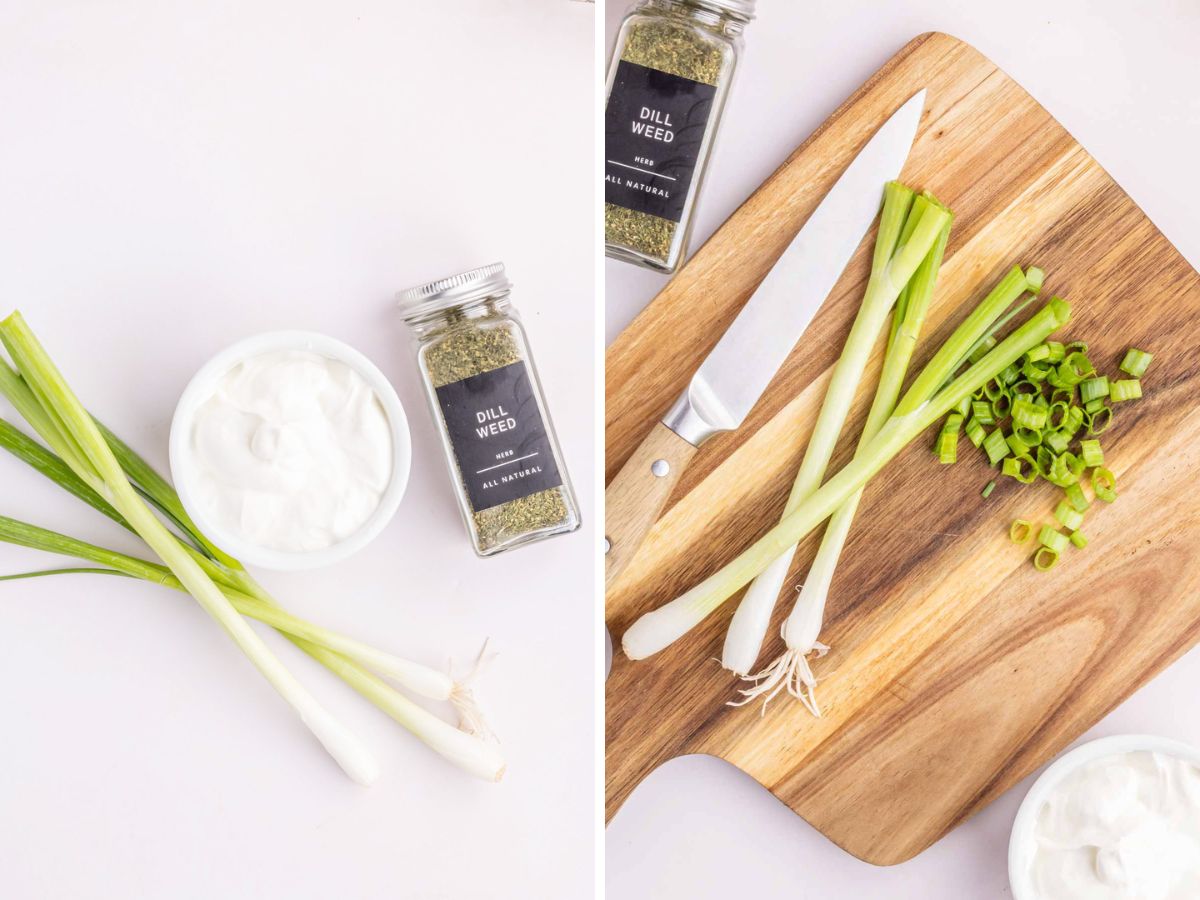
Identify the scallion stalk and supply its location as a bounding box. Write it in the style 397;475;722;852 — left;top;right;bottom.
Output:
623;296;1071;660
720;184;948;676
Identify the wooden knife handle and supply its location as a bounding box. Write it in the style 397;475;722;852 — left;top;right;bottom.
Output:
605;422;697;589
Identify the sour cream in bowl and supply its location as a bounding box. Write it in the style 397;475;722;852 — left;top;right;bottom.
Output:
170;332;411;570
1009;734;1200;900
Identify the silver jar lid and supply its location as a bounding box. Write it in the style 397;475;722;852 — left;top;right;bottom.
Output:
396;262;512;320
691;0;755;21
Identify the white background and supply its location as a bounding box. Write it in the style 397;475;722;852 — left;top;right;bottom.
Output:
605;1;1200;898
0;2;594;899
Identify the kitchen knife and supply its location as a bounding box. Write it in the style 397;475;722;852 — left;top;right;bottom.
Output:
605;90;926;588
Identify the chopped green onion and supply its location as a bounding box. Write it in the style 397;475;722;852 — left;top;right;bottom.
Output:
1086;406;1113;434
1069;530;1088;549
1039;525;1070;553
1012;397;1048;430
1000;363;1022;386
1119;348;1152;378
1064;482;1089;512
1079;439;1104;468
1036;445;1054;475
1026;344;1051;363
1079;376;1109;404
983;428;1011;465
942;412;964;434
1025;267;1045;293
1006;432;1033;457
1045;341;1065;363
1093;467;1117;503
1034;547;1060;571
936;430;958;464
1003;455;1038;483
991;394;1012;418
965;418;986;447
1084;397;1106;414
1054;500;1084;531
954;395;971;417
982;480;996;498
1010;519;1034;542
1066;341;1089;354
1047;452;1080;487
1014;425;1042;447
1110;379;1142;403
984;378;1007;401
1057;352;1093;386
1044;429;1070;455
1050;387;1075;405
968;335;998;365
1064;405;1084;437
972;400;995;426
1022;359;1051;381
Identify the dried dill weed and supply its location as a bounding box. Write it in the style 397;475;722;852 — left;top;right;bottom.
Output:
604;0;754;273
399;263;580;557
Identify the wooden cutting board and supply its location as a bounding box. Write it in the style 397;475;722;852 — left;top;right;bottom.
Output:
605;31;1200;865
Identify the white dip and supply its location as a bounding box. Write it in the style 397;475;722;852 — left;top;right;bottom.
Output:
1030;750;1200;900
189;350;393;553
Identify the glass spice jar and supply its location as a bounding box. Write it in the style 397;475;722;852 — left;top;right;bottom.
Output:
604;0;754;273
398;263;580;557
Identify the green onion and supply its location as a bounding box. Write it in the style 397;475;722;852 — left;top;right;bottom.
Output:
1002;455;1038;483
0;314;384;783
1057;352;1093;385
982;480;996;498
1079;439;1104;468
1034;547;1060;571
722;185;951;680
965;418;986;447
968;335;997;364
1120;348;1153;378
1026;344;1051;363
1110;379;1142;403
1093;467;1117;503
1069;530;1088;549
942;412;964;434
992;394;1012;418
936;431;958;464
1010;519;1034;542
1079;376;1109;404
1012;397;1048;430
1025;267;1045;293
1014;425;1042;448
1086;406;1113;434
1045;341;1065;363
972;400;995;425
1054;500;1084;531
1006;432;1033;457
0;316;505;783
1043;429;1069;455
983;428;1011;465
1064;482;1089;512
627;294;1071;662
1039;525;1070;553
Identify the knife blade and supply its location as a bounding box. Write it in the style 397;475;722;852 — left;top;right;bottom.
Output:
605;90;926;588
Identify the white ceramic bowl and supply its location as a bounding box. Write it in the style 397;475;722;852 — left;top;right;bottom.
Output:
1008;732;1200;899
169;331;411;571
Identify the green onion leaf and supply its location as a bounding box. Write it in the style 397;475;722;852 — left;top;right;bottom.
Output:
1069;530;1088;549
1039;525;1070;553
982;480;996;499
1064;482;1089;512
1080;439;1104;468
1034;547;1060;571
1079;376;1109;404
983;428;1011;466
1010;519;1034;542
1054;500;1084;531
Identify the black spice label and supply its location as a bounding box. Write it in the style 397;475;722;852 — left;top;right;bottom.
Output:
604;60;717;223
435;361;563;513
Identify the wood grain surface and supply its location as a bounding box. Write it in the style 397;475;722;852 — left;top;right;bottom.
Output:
605;31;1200;865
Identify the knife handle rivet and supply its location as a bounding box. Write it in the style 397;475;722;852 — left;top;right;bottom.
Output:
651;459;670;477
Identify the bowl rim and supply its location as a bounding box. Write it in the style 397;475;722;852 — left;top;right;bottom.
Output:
1007;732;1200;899
168;330;411;571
